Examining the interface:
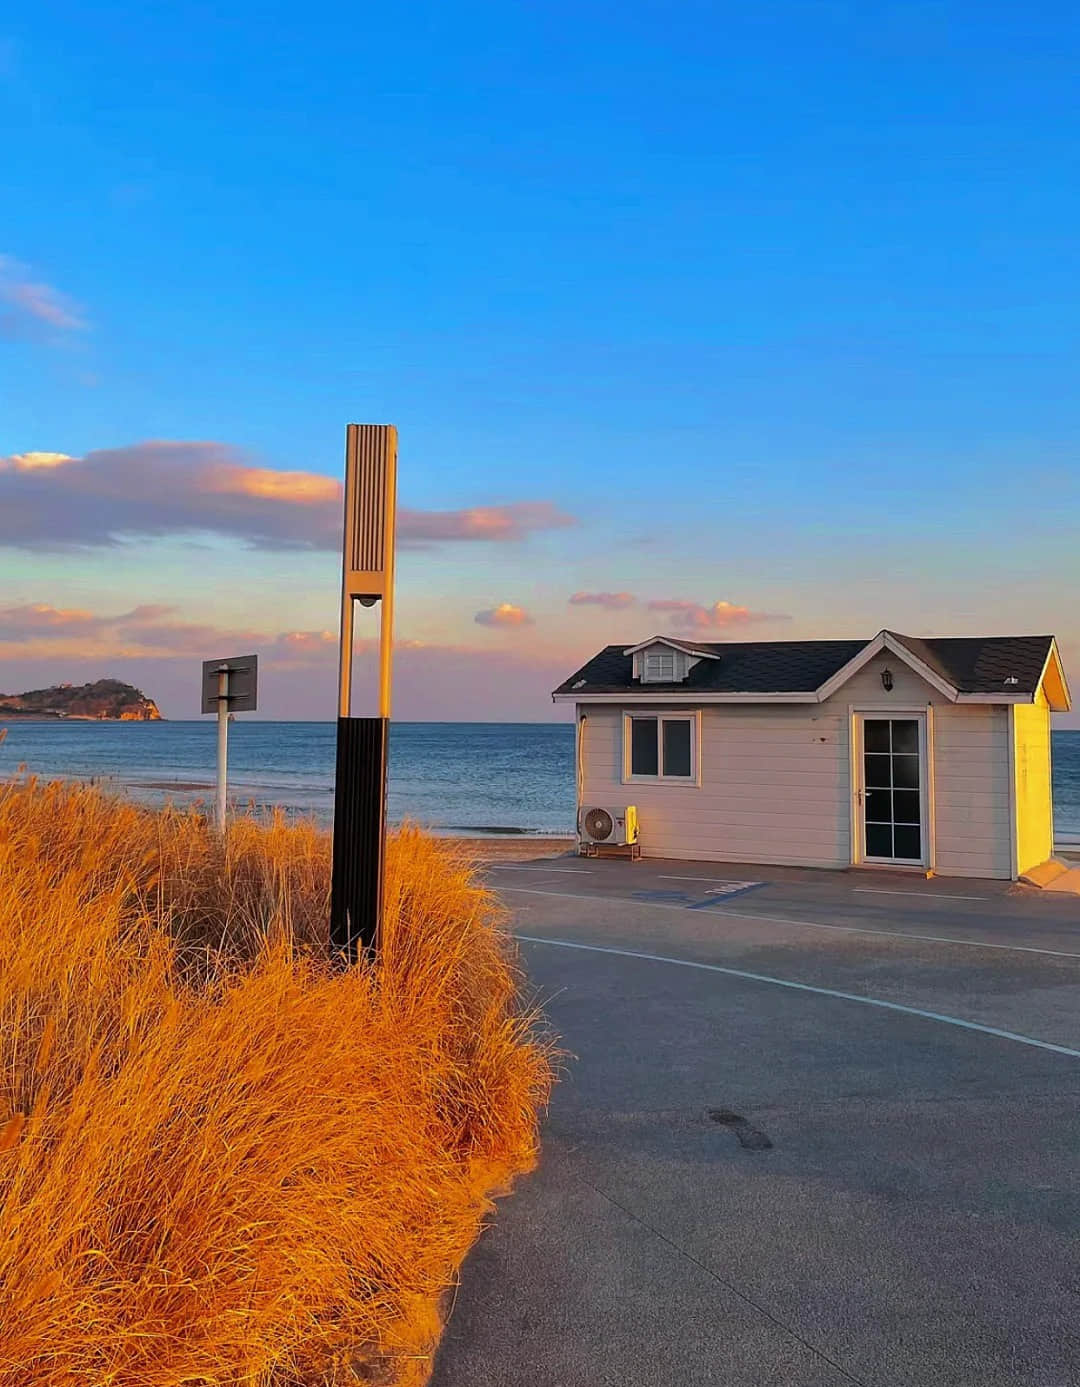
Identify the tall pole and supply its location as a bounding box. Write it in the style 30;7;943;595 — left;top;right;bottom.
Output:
330;424;397;963
216;664;229;832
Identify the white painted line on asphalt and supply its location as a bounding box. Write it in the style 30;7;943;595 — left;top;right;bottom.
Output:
515;934;1080;1061
659;874;752;884
497;886;1080;961
854;888;989;902
711;907;1080;960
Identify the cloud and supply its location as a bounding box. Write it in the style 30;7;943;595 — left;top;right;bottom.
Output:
0;601;348;682
2;452;76;471
568;591;637;609
0;255;86;338
0;603;103;640
0;441;576;552
646;598;790;630
1;598;543;666
474;603;535;628
402;502;573;544
0;602;178;642
203;465;340;504
0;601;575;719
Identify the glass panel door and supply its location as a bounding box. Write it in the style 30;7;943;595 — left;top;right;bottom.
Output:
861;717;923;863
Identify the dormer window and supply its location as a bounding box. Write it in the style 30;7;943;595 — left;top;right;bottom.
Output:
625;635;719;684
644;650;676;682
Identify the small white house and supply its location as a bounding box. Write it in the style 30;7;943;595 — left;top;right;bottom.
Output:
553;630;1071;880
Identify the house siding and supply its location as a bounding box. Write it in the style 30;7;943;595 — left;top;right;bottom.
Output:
579;702;850;867
577;651;1014;878
1013;689;1053;876
930;705;1012;878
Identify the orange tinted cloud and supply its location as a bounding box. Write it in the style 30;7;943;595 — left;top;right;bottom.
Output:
0;603;102;639
0;440;575;551
568;591;637;609
0;452;77;471
646;598;789;629
204;465;341;505
401;502;573;544
474;603;535;628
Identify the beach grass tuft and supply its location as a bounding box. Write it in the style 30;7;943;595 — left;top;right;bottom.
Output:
0;775;552;1385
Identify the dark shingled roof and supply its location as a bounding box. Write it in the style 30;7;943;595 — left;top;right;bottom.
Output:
553;633;1055;699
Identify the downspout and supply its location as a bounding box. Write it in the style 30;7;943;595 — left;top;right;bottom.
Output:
576;711;587;836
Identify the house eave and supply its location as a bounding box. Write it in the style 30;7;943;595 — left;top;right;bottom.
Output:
553;690;822;704
1035;638;1072;713
815;630;960;703
953;692;1038;705
555;689;1035;706
621;635;720;659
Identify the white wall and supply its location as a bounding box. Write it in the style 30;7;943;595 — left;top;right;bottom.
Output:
577;651;1013;878
822;654;1011;878
579;702;850;869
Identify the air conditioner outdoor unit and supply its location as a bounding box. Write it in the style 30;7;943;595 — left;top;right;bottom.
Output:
579;804;638;847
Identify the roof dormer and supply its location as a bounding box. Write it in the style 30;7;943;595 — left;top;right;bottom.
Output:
623;636;720;684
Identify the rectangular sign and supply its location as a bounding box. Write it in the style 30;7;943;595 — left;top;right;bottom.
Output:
201;654;258;714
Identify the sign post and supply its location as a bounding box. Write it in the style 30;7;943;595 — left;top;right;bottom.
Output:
331;423;398;963
200;654;258;832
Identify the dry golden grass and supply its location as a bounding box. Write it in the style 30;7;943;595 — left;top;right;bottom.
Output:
0;773;552;1386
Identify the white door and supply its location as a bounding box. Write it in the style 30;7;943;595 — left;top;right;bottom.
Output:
856;714;928;866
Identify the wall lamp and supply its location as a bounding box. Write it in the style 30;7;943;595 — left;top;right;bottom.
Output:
881;667;894;692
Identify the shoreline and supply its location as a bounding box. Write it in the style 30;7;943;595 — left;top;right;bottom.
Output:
0;714;163;723
51;775;578;856
446;835;576;862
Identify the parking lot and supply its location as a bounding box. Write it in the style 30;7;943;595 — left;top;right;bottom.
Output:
433;857;1080;1387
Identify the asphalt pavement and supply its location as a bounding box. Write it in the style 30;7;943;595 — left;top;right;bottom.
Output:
431;856;1080;1387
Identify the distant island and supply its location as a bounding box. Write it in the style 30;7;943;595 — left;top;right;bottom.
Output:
0;680;163;721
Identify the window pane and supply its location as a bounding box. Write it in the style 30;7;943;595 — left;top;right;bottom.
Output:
646;652;674;680
865;788;891;823
891;720;919;754
864;721;891;753
893;755;920;790
864;754;891;787
865;823;893;858
631;718;658;776
662;719;692;777
893;825;922;861
893;790;920;825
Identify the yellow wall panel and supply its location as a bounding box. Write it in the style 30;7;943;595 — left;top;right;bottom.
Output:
1014;691;1053;876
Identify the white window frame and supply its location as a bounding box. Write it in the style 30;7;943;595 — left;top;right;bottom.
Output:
848;704;934;871
622;710;701;786
635;644;690;683
643;650;676;682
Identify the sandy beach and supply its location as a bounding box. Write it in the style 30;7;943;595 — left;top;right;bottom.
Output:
447;835;575;862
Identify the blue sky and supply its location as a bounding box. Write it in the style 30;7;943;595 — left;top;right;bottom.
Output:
1;2;1077;720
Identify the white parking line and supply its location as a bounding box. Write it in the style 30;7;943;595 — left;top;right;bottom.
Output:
515;934;1080;1060
497;886;1080;961
659;875;750;885
854;888;989;902
664;878;992;903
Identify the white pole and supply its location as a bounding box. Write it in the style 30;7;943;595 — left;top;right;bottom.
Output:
216;665;229;832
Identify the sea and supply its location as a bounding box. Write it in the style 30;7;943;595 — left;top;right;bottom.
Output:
2;721;1079;842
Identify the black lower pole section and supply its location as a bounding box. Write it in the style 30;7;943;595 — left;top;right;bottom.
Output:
330;715;389;963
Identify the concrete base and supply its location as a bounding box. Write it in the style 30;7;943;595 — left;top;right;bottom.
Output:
1020;857;1080;893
